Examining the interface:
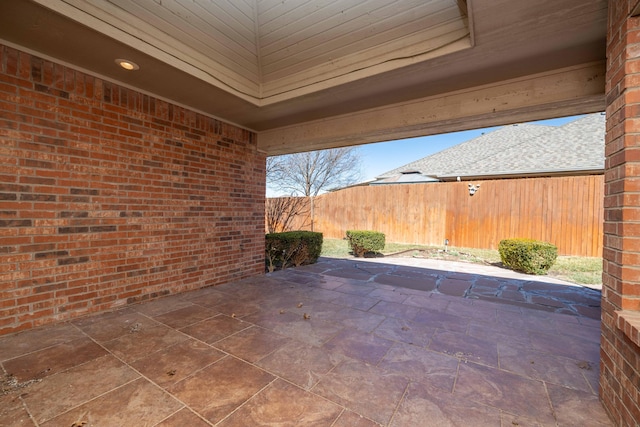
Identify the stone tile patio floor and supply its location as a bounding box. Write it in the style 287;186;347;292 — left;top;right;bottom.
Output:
0;257;611;426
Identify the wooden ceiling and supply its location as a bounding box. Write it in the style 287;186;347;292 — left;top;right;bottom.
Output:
0;0;607;154
90;0;470;101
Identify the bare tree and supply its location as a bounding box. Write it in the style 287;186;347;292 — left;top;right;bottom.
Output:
265;196;310;233
267;148;362;197
266;156;285;181
266;147;362;232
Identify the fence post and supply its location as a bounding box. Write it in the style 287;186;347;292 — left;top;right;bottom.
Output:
310;196;315;232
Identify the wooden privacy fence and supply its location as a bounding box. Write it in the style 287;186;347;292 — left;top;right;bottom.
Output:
266;175;604;257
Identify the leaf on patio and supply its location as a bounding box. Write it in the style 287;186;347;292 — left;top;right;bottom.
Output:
577;361;592;370
297;303;304;308
71;411;88;426
279;309;286;314
303;313;311;320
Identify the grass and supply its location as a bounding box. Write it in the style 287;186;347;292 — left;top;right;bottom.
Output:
319;237;352;258
322;239;442;258
547;256;603;286
320;238;602;285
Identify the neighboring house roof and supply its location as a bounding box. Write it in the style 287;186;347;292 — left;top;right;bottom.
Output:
371;171;440;185
373;113;605;183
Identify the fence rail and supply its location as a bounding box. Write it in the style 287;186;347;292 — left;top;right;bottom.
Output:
266;175;604;257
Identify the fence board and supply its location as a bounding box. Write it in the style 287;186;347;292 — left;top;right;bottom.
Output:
266;175;604;257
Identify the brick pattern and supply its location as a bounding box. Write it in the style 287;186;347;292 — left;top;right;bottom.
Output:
601;1;640;424
0;45;266;335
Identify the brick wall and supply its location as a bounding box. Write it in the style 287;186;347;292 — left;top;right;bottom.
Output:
601;0;640;424
0;45;266;335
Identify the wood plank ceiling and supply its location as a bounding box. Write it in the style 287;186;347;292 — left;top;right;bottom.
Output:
0;0;607;154
49;0;471;102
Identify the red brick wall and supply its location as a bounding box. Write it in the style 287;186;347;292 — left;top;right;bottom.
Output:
601;1;640;424
0;45;266;335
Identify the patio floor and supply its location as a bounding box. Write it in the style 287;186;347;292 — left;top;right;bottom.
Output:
0;257;611;426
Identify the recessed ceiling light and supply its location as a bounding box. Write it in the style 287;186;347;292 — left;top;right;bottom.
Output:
115;59;139;71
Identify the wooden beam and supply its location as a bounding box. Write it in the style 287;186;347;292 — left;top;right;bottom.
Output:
258;61;605;155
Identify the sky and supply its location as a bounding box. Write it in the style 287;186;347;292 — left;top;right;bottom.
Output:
267;114;586;196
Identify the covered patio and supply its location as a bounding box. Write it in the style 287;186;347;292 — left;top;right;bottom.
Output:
1;0;639;425
1;258;610;426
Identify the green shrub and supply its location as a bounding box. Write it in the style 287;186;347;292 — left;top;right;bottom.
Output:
345;230;385;257
498;238;558;275
265;231;323;272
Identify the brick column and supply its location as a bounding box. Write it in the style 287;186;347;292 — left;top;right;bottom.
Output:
601;0;640;424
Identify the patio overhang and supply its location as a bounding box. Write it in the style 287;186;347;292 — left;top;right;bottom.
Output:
0;0;607;154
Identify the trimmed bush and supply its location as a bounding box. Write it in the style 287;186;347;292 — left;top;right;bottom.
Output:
498;238;558;275
265;231;323;272
346;230;385;257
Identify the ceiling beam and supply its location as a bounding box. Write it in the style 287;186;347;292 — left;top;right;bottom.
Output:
258;61;605;155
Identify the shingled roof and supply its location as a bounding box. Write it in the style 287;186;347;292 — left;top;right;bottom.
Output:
373;113;605;184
